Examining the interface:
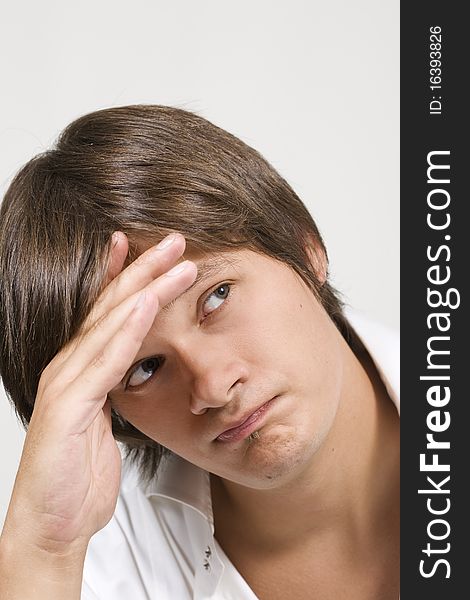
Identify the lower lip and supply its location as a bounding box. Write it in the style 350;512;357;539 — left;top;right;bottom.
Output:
216;397;277;443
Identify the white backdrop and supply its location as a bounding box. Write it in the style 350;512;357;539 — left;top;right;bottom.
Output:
0;0;399;527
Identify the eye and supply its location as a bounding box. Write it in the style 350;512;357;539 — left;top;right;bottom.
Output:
127;357;164;389
202;283;231;317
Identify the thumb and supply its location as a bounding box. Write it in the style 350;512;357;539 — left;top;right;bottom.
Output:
102;396;114;430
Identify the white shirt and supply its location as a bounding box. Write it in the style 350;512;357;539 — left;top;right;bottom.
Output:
81;309;400;599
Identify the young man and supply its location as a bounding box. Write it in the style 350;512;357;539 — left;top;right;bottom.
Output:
0;105;399;599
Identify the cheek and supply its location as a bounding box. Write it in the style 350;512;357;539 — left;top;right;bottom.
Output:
245;290;344;417
241;284;338;371
113;393;191;448
292;307;344;406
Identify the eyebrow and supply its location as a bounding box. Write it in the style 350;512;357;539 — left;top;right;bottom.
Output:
159;253;241;314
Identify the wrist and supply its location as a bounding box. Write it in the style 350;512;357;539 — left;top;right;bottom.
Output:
0;531;88;599
0;527;89;567
1;502;90;558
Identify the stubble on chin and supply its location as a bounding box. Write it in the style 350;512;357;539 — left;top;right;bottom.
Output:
236;423;315;488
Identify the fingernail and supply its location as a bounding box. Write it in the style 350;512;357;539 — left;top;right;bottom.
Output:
156;233;177;250
165;261;189;277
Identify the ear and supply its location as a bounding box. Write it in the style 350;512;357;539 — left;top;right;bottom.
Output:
304;236;328;286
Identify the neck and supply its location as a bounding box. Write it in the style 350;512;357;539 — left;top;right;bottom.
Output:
210;341;400;556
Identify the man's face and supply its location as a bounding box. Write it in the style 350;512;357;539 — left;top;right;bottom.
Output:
110;249;346;489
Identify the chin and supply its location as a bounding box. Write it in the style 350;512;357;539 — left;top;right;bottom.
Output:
235;423;319;489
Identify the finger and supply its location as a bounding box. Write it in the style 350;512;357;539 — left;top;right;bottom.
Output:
53;260;197;387
104;232;129;287
87;232;188;330
102;396;113;431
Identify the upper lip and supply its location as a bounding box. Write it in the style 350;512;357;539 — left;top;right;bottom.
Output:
215;398;274;439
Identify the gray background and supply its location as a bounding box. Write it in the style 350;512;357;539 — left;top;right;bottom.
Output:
0;0;399;527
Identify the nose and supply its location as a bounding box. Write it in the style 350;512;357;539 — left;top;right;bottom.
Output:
177;345;249;415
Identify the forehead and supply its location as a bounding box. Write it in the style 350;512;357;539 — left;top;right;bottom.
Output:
181;246;296;283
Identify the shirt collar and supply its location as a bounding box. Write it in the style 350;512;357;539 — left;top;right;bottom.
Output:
142;308;400;521
143;451;215;531
344;306;400;415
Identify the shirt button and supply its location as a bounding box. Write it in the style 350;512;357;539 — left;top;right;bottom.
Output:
203;560;211;571
205;546;212;559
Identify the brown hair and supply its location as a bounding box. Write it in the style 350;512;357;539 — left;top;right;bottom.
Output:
0;105;353;483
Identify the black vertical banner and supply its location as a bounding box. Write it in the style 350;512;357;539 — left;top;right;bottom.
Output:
401;2;468;598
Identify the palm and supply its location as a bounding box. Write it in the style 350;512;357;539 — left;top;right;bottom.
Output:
80;405;122;537
20;400;122;547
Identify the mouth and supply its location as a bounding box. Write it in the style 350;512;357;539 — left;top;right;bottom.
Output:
215;396;278;443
